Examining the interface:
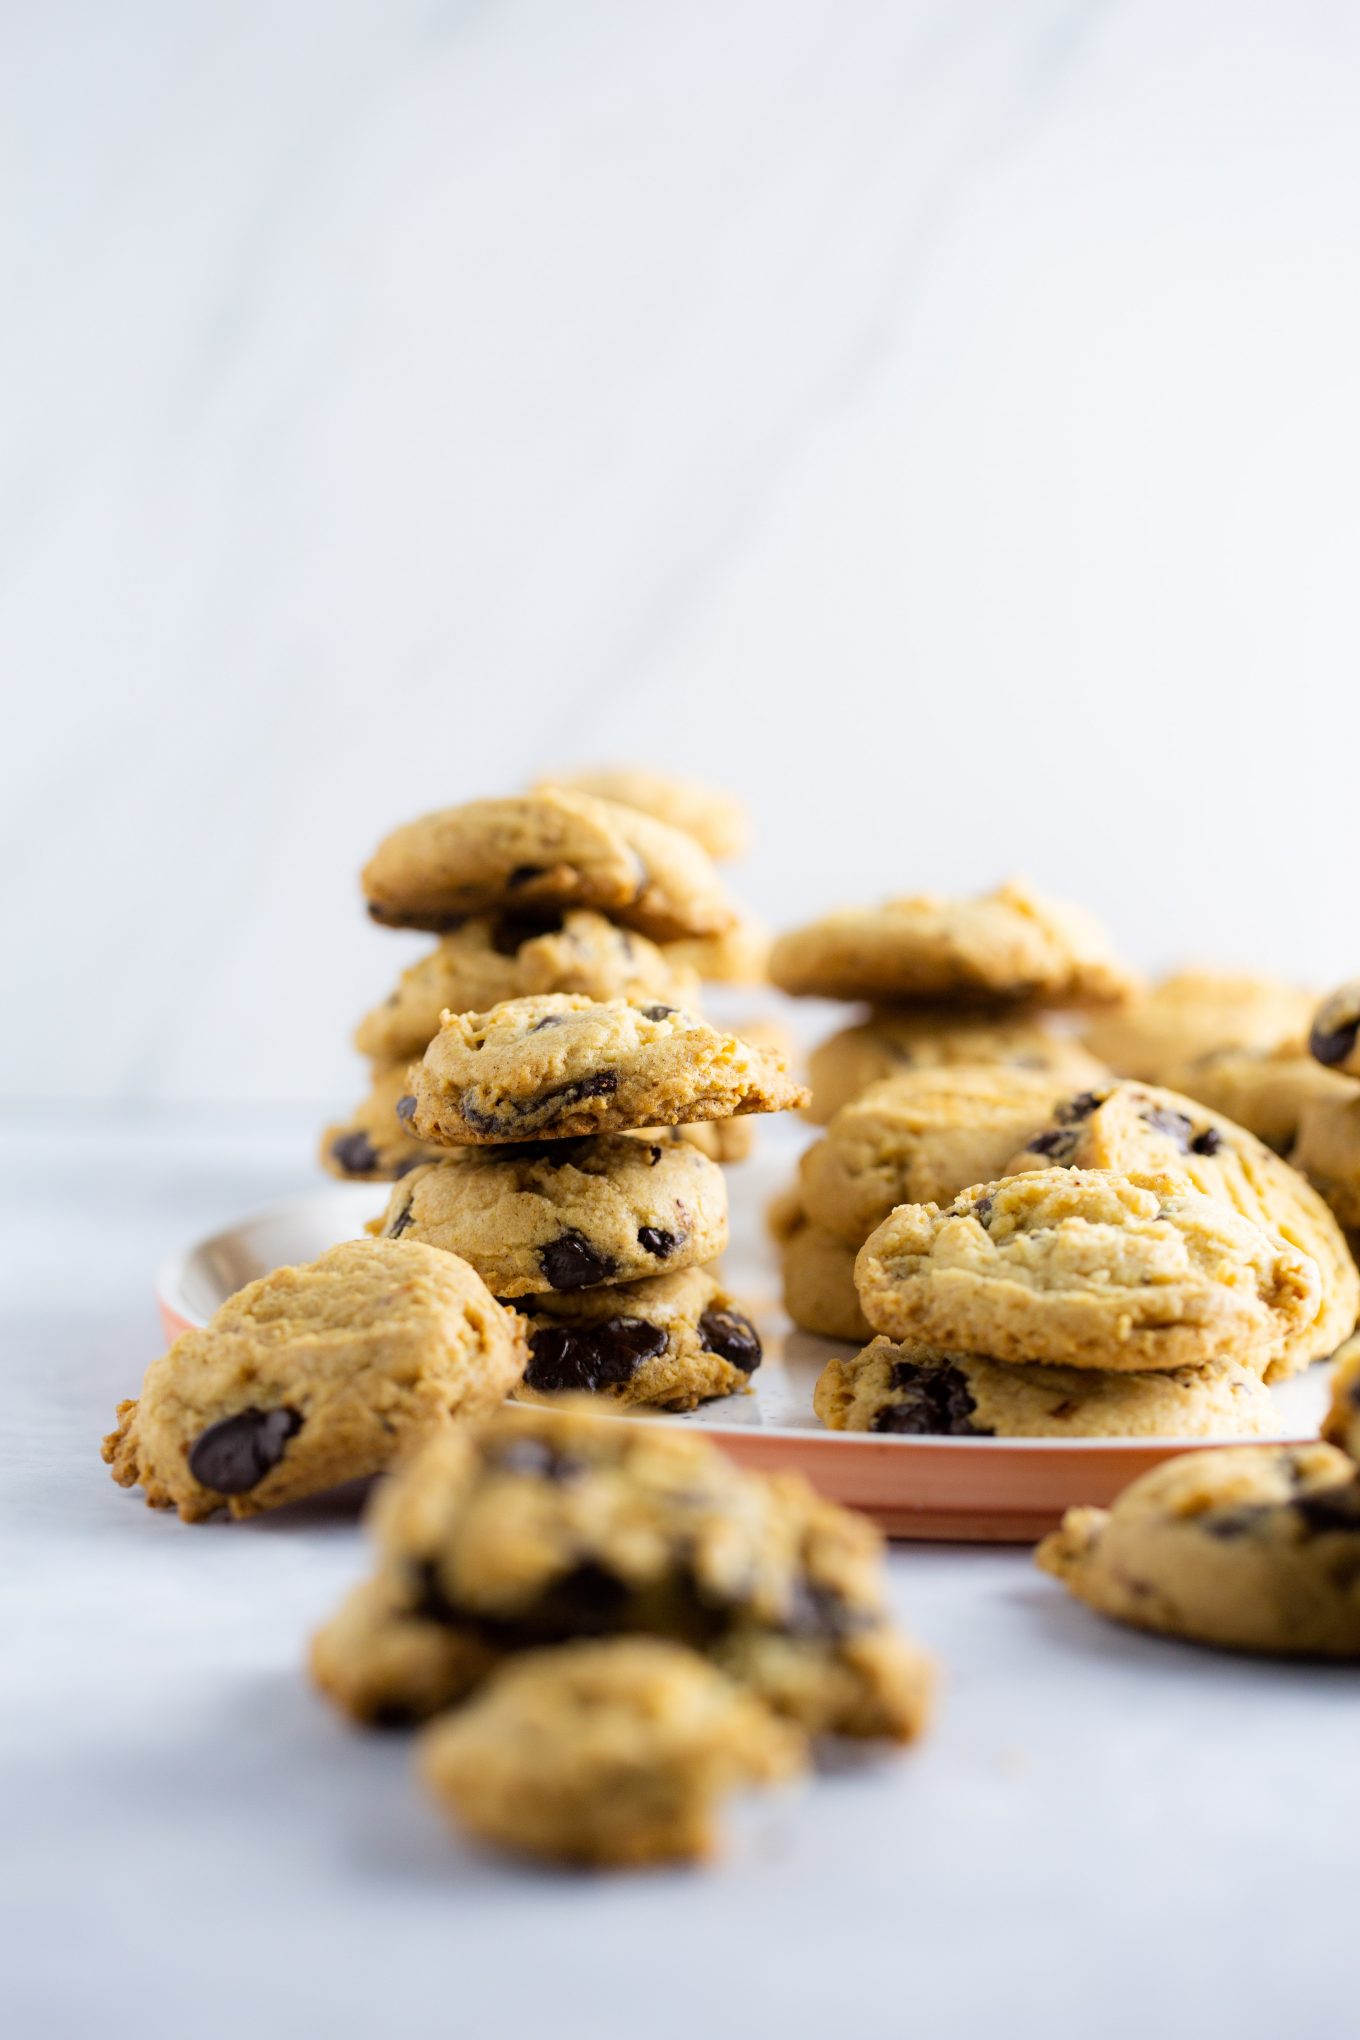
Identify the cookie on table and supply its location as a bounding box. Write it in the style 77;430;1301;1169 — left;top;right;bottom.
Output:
855;1169;1319;1376
799;1065;1076;1246
511;1266;761;1409
419;1638;803;1868
1310;981;1360;1077
663;916;771;985
814;1337;1275;1440
310;1403;933;1741
321;1059;439;1181
1161;1044;1355;1156
768;1188;872;1343
102;1241;527;1523
402;995;808;1145
355;910;700;1064
1005;1080;1358;1377
376;1137;728;1298
1036;1444;1360;1658
1292;1094;1360;1230
1084;970;1314;1085
362;789;735;941
534;767;750;864
805;1009;1107;1126
1322;1335;1360;1463
770;879;1136;1007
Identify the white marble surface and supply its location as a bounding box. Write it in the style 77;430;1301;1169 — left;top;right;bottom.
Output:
6;1;1360;1107
5;1110;1360;2039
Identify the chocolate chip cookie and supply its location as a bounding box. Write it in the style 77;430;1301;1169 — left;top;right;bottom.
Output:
362;789;735;941
1084;970;1313;1084
511;1266;761;1409
1161;1045;1354;1156
770;879;1136;1007
310;1403;934;1741
814;1337;1275;1439
799;1065;1074;1246
1310;981;1360;1076
103;1241;527;1522
376;1137;727;1297
1322;1334;1360;1463
321;1059;439;1181
1291;1093;1360;1230
768;1188;872;1343
418;1637;803;1867
355;910;699;1064
534;767;750;864
855;1169;1319;1375
403;996;807;1145
1005;1080;1358;1376
1037;1443;1360;1657
805;1009;1106;1125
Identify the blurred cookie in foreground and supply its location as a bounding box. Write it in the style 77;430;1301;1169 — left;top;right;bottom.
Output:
805;1009;1106;1125
1036;1444;1360;1658
103;1241;526;1522
534;767;750;864
814;1338;1274;1440
1084;969;1313;1085
770;879;1136;1007
419;1639;804;1868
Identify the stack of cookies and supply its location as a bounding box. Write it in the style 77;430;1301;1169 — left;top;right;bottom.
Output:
323;774;771;1182
766;879;1133;1339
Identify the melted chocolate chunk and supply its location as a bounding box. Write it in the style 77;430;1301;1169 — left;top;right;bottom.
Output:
329;1131;380;1176
537;1229;619;1290
1293;1484;1360;1534
972;1194;993;1226
524;1316;667;1393
530;1013;565;1032
1141;1107;1194;1150
187;1406;302;1494
1056;1089;1105;1124
395;1094;418;1126
1026;1127;1081;1164
488;908;566;955
1190;1126;1223;1156
507;863;547;887
641;1004;676;1021
874;1359;991;1437
386;1204;416;1238
698;1307;762;1374
1311;1013;1360;1068
637;1225;681;1258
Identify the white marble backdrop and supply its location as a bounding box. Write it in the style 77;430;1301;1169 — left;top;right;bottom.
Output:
5;0;1360;1104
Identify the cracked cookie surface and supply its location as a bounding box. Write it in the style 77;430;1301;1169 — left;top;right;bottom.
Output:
771;879;1135;1006
103;1240;527;1522
805;1009;1106;1125
1037;1443;1360;1657
404;995;807;1144
814;1336;1275;1440
376;1136;727;1297
855;1168;1319;1375
362;789;735;941
1005;1080;1358;1376
355;910;699;1063
511;1266;761;1409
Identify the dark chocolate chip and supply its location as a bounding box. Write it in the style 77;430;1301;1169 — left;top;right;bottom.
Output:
530;1013;566;1032
1026;1127;1081;1164
972;1194;993;1226
395;1094;418;1126
329;1131;380;1176
1141;1107;1194;1150
698;1307;762;1374
874;1359;991;1437
641;1004;676;1021
524;1316;667;1393
637;1225;681;1258
1293;1484;1360;1534
386;1204;416;1238
1056;1089;1105;1124
1310;1015;1360;1068
488;908;565;955
187;1406;302;1494
507;864;547;887
1190;1126;1224;1156
781;1578;873;1641
646;1145;663;1164
537;1229;619;1290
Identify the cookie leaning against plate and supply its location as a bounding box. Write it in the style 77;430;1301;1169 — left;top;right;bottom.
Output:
1083;969;1314;1084
1004;1080;1358;1376
376;1137;727;1297
805;1009;1107;1125
770;878;1136;1007
355;910;700;1063
854;1169;1319;1375
310;1403;934;1741
362;789;735;941
419;1638;803;1869
510;1266;761;1409
1036;1443;1360;1658
814;1337;1275;1440
534;766;750;863
321;1058;440;1181
102;1240;527;1523
799;1064;1078;1246
402;995;808;1144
